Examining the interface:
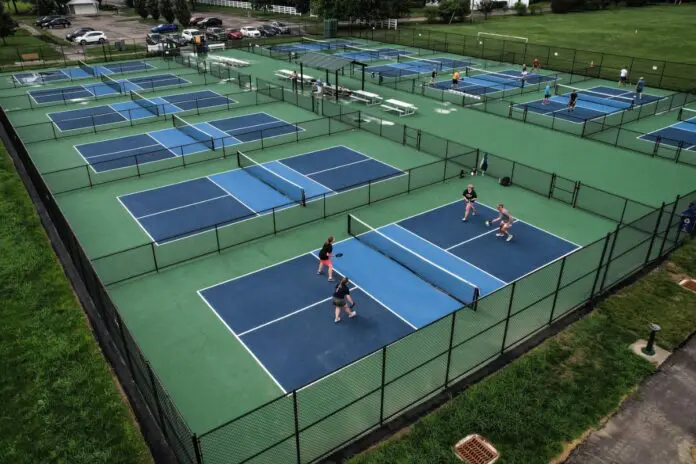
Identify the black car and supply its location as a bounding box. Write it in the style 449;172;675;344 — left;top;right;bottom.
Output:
35;15;60;27
44;17;71;28
198;17;222;28
164;34;188;48
66;27;94;41
270;21;290;34
258;24;277;37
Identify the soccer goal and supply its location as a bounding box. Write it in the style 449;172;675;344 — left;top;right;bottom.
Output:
476;32;528;43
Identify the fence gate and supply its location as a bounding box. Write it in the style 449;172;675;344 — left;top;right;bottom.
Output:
403;126;421;150
549;174;578;205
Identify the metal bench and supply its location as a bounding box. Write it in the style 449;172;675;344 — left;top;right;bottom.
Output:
380;98;418;117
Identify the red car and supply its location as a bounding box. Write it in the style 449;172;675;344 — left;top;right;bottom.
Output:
227;29;243;40
189;16;205;26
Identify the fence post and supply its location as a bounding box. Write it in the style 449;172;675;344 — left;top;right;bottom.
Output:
147;363;168;436
644;203;665;265
379;346;387;426
292;390;301;464
192;433;204;464
548;173;556;199
499;282;517;354
150;242;159;272
548;257;567;324
590;233;612;300
444;311;457;387
659;197;680;256
599;226;620;293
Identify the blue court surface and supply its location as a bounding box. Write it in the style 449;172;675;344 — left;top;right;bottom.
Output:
269;39;358;53
367;56;474;78
198;200;579;391
335;47;409;62
75;112;300;172
49;90;235;131
13;60;155;86
430;69;558;96
638;113;696;151
119;146;404;243
28;73;189;104
516;86;663;122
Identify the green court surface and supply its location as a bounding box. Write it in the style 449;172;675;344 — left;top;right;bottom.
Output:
3;45;694;462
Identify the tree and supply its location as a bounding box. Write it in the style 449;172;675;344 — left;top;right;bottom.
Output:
175;0;191;26
0;1;16;45
55;0;71;14
36;0;57;15
294;0;310;14
147;0;160;19
424;6;440;22
135;0;148;18
251;0;271;10
475;0;495;18
438;0;470;22
160;0;175;23
125;0;135;7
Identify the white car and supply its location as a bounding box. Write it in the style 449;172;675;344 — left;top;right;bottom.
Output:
182;28;203;43
75;31;107;45
240;26;261;38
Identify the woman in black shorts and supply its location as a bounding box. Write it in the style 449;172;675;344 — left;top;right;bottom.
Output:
333;277;356;323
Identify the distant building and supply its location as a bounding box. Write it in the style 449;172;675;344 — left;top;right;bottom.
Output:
67;0;99;16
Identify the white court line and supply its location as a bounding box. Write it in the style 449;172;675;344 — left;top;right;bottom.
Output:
117;196;157;243
303;158;371;176
270;160;333;193
136;194;230;220
197;290;287;394
207;175;259;216
79;142;164;160
391;224;507;285
237;286;359;337
445;228;500;250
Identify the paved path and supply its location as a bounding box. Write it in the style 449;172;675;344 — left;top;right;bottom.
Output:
566;334;696;464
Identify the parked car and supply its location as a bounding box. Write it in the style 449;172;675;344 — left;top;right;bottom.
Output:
240;26;261;38
189;16;205;26
44;17;71;28
181;28;203;43
205;27;226;42
164;33;188;47
35;15;60;27
151;23;178;33
269;21;290;34
66;27;94;41
145;32;162;45
197;17;222;28
75;31;107;45
258;24;277;37
226;29;243;40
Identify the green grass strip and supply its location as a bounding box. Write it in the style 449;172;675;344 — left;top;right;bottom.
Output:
0;144;152;464
352;239;696;464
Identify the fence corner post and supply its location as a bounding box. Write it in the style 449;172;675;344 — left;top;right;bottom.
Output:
292;390;301;464
192;433;203;464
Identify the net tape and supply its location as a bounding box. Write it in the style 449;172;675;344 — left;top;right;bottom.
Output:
348;215;479;306
100;74;122;93
130;90;160;117
555;84;634;109
79;60;96;76
237;150;306;206
172;114;215;150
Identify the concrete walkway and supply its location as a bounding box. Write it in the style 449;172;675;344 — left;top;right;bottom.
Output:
566;334;696;464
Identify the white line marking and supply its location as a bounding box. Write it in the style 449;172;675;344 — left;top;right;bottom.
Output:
117;196;157;243
304;158;371;176
207;175;258;215
445;228;500;250
197;290;287;394
136;194;230;219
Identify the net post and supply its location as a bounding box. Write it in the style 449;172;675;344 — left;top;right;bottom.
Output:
300;191;306;207
472;287;479;312
236;150;242;168
499;282;516;354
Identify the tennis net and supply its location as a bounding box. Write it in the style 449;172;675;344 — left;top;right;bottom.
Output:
302;37;338;50
465;67;525;87
678;107;696;126
397;55;443;71
237;150;306;206
130;90;160;117
100;74;122;94
172;114;215;150
347;215;479;306
555;84;634;109
78;60;96;76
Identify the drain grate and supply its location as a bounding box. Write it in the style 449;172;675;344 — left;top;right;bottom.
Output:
680;279;696;293
453;434;499;464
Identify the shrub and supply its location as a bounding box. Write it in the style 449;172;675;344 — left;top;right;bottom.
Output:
514;1;527;14
551;0;575;13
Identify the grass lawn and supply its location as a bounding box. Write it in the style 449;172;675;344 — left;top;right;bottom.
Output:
351;239;696;464
0;29;63;65
410;4;696;64
0;145;152;464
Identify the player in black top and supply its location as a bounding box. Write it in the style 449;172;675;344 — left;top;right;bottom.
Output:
568;90;578;112
462;184;478;222
316;236;335;281
430;69;437;85
333;277;356;322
